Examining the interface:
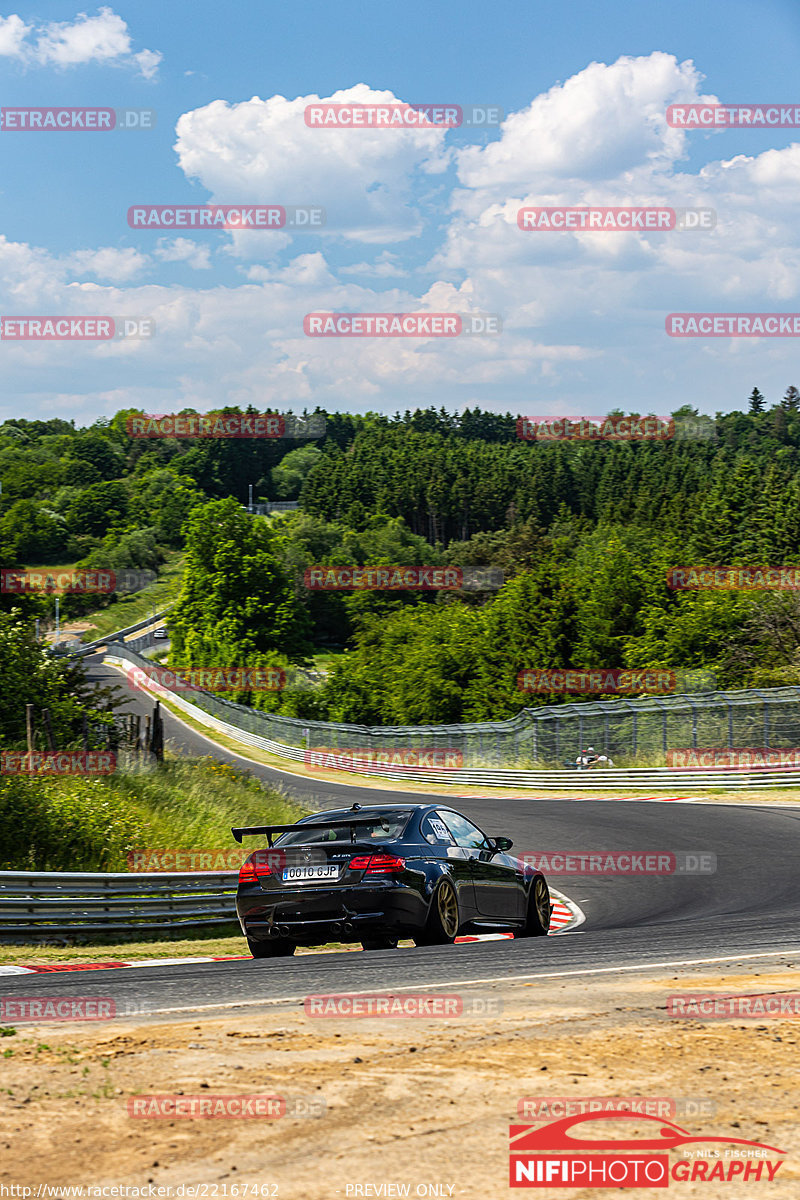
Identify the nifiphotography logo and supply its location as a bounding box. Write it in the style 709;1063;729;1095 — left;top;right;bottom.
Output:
509;1111;785;1187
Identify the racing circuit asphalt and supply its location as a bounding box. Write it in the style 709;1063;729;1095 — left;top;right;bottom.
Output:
4;653;798;1017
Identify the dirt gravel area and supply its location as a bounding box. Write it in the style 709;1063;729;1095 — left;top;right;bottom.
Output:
0;962;797;1197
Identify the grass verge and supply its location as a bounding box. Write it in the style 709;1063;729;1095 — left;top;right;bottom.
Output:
79;552;185;642
0;754;306;872
0;934;391;964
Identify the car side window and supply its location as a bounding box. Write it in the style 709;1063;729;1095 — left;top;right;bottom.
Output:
421;815;455;845
438;811;489;850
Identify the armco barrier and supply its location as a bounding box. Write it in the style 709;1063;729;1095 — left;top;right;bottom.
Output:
0;870;237;939
67;607;173;658
104;654;800;789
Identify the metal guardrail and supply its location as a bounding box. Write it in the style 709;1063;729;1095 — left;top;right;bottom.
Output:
0;870;238;939
104;655;800;788
103;644;800;773
66;608;173;659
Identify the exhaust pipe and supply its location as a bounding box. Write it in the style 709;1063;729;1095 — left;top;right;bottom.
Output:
342;920;355;934
331;921;343;934
277;924;291;937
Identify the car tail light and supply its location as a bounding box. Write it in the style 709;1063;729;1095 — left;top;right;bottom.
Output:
239;851;275;885
348;853;406;875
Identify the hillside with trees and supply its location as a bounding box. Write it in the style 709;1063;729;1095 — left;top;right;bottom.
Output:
3;392;800;728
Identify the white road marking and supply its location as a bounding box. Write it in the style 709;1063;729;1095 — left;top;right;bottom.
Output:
109;949;800;1018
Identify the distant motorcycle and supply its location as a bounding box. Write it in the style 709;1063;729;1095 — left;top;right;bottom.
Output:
566;746;615;770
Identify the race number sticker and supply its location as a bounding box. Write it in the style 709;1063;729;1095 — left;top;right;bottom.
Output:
430;818;454;843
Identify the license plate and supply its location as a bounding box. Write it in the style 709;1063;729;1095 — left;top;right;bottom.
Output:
282;864;339;883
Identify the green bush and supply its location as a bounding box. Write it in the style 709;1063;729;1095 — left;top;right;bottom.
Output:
0;756;304;871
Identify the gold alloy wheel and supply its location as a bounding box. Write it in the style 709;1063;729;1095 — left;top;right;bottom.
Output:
533;877;550;931
437;879;459;938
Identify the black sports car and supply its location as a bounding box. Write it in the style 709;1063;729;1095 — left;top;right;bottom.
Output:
232;801;551;957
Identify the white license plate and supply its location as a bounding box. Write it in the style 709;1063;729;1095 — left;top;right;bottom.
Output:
282;864;339;883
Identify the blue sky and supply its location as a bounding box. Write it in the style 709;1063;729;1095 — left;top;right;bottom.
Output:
1;0;799;424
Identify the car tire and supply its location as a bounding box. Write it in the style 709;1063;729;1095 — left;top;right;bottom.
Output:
414;877;459;945
361;936;399;951
247;936;296;958
520;875;551;937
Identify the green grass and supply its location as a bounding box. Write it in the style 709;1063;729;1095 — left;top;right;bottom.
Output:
0;934;371;962
311;650;345;673
0;753;306;872
21;560;80;577
79;551;185;641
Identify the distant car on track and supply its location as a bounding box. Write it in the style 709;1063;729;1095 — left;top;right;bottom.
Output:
153;626;168;640
232;802;551;957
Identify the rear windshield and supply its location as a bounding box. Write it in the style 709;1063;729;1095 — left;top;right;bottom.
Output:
275;810;413;846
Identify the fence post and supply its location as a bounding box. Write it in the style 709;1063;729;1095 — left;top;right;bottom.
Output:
41;708;56;752
151;701;164;762
25;705;34;754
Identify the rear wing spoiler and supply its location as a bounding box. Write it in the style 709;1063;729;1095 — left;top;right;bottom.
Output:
232;817;395;846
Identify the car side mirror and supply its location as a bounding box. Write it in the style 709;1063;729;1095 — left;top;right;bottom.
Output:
492;836;513;852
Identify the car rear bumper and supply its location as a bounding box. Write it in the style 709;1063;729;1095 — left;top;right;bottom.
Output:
237;882;426;943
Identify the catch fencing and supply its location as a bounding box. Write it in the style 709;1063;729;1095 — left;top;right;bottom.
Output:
105;646;800;786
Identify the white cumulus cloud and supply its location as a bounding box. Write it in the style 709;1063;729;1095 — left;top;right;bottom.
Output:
0;7;161;77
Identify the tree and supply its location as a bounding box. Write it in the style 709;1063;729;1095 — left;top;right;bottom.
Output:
0;500;68;562
748;387;765;413
271;445;324;499
781;386;800;411
0;610;117;748
65;482;129;538
170;498;312;672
